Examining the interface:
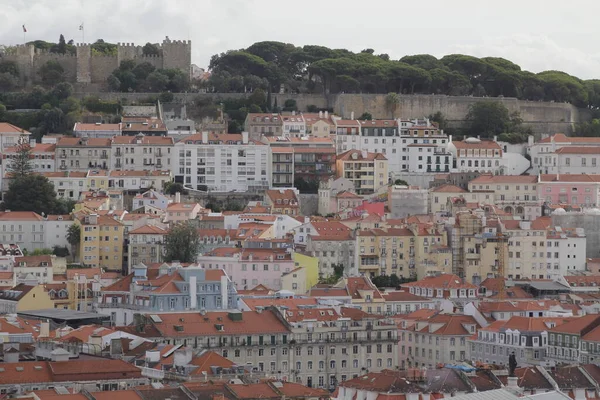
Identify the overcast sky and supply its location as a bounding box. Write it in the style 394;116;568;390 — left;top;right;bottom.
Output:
2;0;600;79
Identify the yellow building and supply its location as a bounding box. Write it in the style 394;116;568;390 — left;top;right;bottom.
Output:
355;224;450;279
86;170;110;191
282;252;319;294
0;284;54;313
77;213;125;272
450;211;509;284
336;150;388;195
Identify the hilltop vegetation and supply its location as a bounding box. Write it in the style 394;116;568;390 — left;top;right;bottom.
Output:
206;41;600;108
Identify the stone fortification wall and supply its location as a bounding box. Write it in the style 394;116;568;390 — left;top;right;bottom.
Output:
71;92;584;135
1;37;191;87
32;49;78;83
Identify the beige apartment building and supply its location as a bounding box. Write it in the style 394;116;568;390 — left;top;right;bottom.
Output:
399;313;480;369
142;307;398;389
502;217;552;280
468;174;541;221
336;150;388;195
449;211;509;284
355;225;450;279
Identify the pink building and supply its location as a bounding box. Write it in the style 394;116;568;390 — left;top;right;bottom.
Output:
197;247;294;290
538;174;600;206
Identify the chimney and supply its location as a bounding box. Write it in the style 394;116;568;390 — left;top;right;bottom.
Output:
175;192;181;203
448;135;453;143
361;150;368;159
29;139;36;148
174;347;193;366
319;111;323;118
39;320;50;338
189;275;197;309
221;275;229;310
242;131;249;144
350;111;355;120
325;111;329;119
89;333;102;349
202;131;208;144
3;345;19;363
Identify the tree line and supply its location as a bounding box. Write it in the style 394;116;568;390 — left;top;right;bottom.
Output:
206;41;600;108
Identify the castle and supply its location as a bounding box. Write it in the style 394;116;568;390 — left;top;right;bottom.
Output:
1;36;191;90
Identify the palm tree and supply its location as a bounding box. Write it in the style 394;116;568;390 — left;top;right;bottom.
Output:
66;223;81;262
385;92;400;119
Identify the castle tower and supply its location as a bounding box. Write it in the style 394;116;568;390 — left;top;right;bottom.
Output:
76;44;92;83
13;44;35;87
161;37;192;78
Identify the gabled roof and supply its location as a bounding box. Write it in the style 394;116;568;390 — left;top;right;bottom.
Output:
0;123;31;135
402;274;477;290
346;277;383;300
128;225;168;235
548;314;600;334
337;149;387;161
431;184;467;193
339;369;423;392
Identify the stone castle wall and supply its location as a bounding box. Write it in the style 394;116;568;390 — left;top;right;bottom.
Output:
2;37;191;88
71;91;586;135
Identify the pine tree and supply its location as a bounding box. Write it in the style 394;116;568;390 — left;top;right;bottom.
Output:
58;34;67;54
7;142;34;178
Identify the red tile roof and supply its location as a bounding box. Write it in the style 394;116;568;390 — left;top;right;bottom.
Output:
0;123;31;134
431;184;467;193
337;149;387;161
402;274;477;290
148;310;290;337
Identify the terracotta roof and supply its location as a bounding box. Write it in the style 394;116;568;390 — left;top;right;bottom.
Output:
430;184;466;193
56;137;111;147
479;316;576;333
4;143;55;154
548;314;600;334
147;310;290;337
539;174;600;183
15;255;52;268
243;298;318;311
0;284;36;301
112;135;173;145
452;139;501;150
337;149;387;161
548;365;596;390
538;133;600;144
383;290;431;302
266;189;299;206
0;211;44;221
340;369;424;392
189;350;235;375
0;123;31;134
359;120;399;128
128;225;168;235
402;274;477;290
74;123;121;132
496;367;553;390
469;174;538;184
346;276;383;300
555;146;600;155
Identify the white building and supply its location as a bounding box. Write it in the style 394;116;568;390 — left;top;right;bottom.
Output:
3;142;56;173
0;212;71;252
281;113;306;138
448;137;504;174
132;190;172;211
0;123;30;151
173;132;270;192
73;123;122;138
111;134;173;171
529;134;600;175
545;225;586;278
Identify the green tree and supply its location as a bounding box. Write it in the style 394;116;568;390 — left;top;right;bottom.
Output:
50;82;73;101
465;101;521;137
283;99;297;111
107;75;121;91
0;61;19;77
132;62;156;81
31;248;53;256
358;112;372;120
159;92;174;103
394;179;409;186
164;223;200;263
385;92;400;118
146;71;169;92
57;34;67;54
429;111;448;130
7;142;34;177
2;175;59;215
39;61;65;86
164;182;188;195
67;223;81;261
52;245;70;258
142;42;160;56
0;72;18;91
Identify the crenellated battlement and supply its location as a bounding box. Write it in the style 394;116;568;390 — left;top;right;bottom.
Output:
8;36;191;88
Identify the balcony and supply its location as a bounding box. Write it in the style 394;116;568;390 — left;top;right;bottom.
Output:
465;252;480;260
96;302;143;310
100;154;108;159
59;154;67;158
59;165;67;170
